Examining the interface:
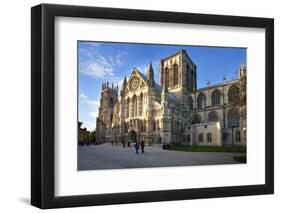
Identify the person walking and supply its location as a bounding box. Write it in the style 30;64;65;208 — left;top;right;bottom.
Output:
134;141;140;154
127;140;131;148
140;140;145;153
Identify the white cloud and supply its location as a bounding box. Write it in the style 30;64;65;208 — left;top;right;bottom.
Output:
114;52;126;66
86;62;114;79
89;111;99;118
79;93;100;107
80;93;87;100
79;46;127;82
81;120;96;131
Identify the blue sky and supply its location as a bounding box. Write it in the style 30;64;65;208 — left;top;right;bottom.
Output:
78;41;246;131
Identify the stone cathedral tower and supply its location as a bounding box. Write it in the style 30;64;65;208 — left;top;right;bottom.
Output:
96;82;118;142
160;49;197;100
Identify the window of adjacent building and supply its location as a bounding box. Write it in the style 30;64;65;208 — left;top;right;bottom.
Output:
211;89;221;106
236;130;241;142
228;108;240;128
197;93;206;109
191;113;201;124
228;84;240;103
198;133;203;143
208;110;219;122
207;133;212;143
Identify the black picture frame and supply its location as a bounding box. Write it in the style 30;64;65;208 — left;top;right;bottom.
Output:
31;3;274;209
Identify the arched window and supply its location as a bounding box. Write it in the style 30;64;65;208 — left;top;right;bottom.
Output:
207;133;212;142
228;84;240;103
197;93;206;109
211;89;221;106
208;111;218;122
173;64;179;86
191;113;201;124
132;95;137;117
126;98;130;118
139;93;143;116
227;108;240;128
198;133;203;143
165;67;169;87
190;69;194;90
187;96;194;110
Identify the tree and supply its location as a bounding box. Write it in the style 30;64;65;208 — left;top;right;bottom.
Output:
89;131;96;142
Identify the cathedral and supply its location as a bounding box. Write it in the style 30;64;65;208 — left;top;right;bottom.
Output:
96;49;246;146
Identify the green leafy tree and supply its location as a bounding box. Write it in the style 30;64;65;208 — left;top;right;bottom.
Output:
89;131;96;142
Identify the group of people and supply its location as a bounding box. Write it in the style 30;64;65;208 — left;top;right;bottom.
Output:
111;139;145;154
134;140;145;154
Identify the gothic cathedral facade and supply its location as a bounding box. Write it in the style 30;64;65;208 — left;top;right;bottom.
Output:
96;50;246;146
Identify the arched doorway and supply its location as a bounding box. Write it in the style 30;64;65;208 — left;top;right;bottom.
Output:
129;130;137;142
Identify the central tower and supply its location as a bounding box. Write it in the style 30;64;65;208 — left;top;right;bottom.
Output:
160;49;197;99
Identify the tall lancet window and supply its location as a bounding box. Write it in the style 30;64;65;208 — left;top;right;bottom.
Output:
126;98;130;118
165;67;169;87
228;84;240;103
211;89;221;106
173;64;179;86
139;93;143;116
227;108;240;128
197;93;206;109
132;95;137;117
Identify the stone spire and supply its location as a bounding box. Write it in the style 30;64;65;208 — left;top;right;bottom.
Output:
122;76;127;89
239;61;247;78
161;84;169;102
147;62;154;87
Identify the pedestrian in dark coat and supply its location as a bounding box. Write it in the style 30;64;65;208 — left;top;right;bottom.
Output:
140;140;145;153
134;142;140;154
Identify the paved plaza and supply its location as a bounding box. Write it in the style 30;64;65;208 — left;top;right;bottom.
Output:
78;143;246;170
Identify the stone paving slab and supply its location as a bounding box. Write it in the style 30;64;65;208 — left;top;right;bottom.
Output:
78;143;246;170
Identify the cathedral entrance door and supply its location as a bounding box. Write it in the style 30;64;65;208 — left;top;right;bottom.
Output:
129;130;137;143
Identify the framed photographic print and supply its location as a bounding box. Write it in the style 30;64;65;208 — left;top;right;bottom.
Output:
31;3;274;209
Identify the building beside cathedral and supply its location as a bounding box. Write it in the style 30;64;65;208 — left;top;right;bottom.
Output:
96;49;246;146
